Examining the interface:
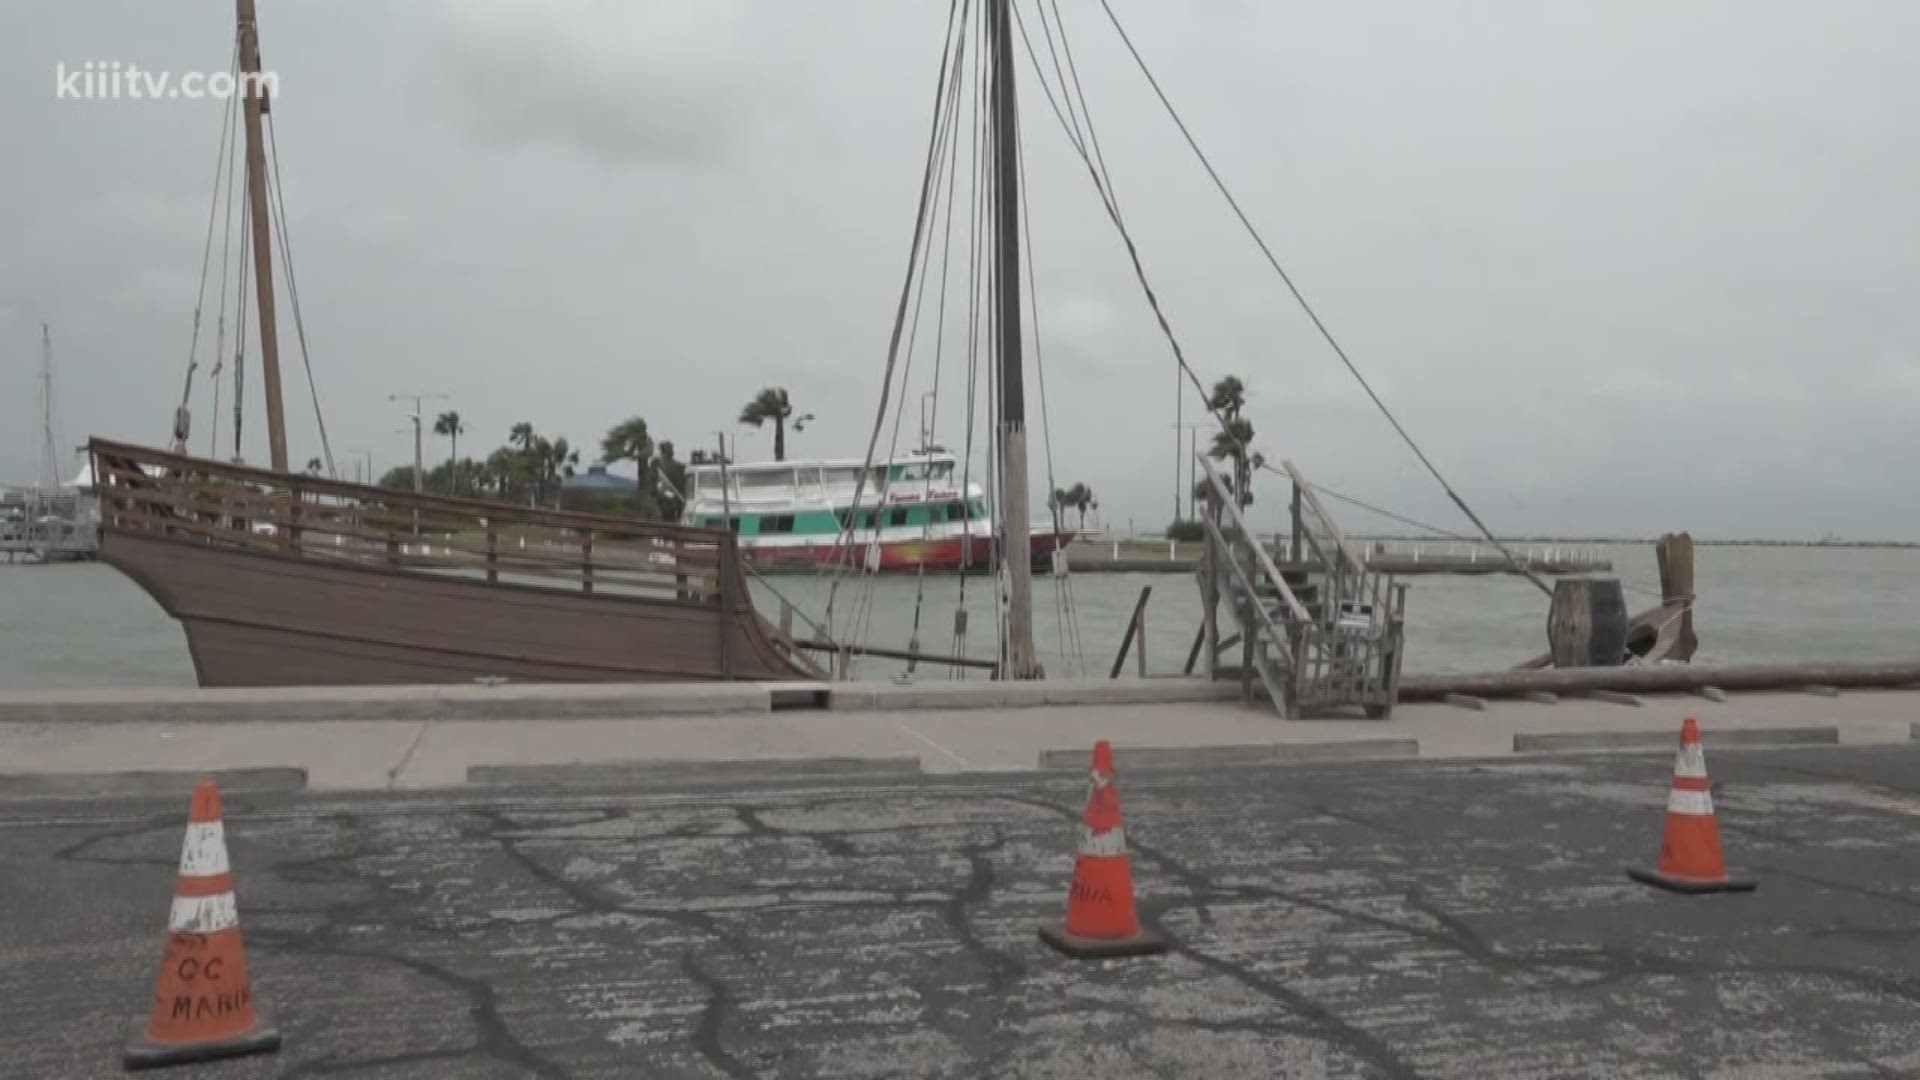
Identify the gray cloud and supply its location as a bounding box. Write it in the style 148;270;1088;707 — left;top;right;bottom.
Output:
2;0;1917;541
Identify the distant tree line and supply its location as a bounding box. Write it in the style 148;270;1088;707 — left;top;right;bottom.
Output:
372;387;814;522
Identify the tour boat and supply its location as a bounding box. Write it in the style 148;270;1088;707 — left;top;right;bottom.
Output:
680;449;1074;573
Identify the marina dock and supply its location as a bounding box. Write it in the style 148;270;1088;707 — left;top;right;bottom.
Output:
0;488;97;564
1065;537;1610;575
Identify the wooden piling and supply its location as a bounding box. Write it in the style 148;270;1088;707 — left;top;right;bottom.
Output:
1547;578;1630;668
1654;531;1698;661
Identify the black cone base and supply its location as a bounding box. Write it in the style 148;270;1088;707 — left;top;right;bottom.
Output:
1038;922;1169;959
123;1014;281;1071
1627;865;1758;894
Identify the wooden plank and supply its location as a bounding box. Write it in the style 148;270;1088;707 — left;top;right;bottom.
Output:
1443;692;1487;711
1522;690;1559;705
1591;689;1645;707
1696;686;1728;702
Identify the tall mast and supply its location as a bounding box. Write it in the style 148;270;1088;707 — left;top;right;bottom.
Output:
237;0;288;472
986;0;1041;679
39;323;58;490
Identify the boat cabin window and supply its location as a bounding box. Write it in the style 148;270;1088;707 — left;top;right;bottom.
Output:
834;508;878;530
794;467;824;492
886;508;910;528
898;460;955;483
822;466;862;488
738;469;793;492
762;514;796;534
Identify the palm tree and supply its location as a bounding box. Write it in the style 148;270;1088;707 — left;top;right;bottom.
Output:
1205;376;1259;508
600;417;654;516
738;387;812;462
529;437;580;507
433;411;465;495
652;439;688;521
1072;484;1095;530
304;457;323;476
509;422;536;452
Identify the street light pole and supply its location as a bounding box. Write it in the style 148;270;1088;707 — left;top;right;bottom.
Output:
388;392;447;494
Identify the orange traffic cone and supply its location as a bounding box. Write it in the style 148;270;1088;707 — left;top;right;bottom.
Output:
1038;740;1168;958
1626;717;1758;894
124;779;281;1070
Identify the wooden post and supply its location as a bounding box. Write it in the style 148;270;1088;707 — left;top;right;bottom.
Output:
1135;599;1148;676
284;482;302;554
1655;531;1698;661
1201;487;1220;678
716;533;736;678
486;526;499;583
1109;585;1153;679
581;530;595;595
1289;480;1304;566
779;599;794;639
1547;577;1629;667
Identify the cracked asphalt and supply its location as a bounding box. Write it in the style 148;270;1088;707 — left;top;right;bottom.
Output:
8;746;1920;1078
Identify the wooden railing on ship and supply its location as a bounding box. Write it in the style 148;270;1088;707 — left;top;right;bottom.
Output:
88;440;730;606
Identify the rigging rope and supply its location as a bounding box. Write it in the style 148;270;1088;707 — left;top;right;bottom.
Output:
231;178;251;463
1091;0;1552;599
819;0;967;651
178;41;242;448
263;112;337;479
212;55;246;458
905;40;973;678
953;2;992;674
1015;113;1087;676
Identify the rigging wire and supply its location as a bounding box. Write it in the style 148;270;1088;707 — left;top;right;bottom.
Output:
231;177;252;463
953;2;992;674
211;65;246;458
178;40;242;444
1091;0;1552;599
846;49;971;671
263;111;337;479
1015;108;1087;676
904;40;973;678
818;0;968;648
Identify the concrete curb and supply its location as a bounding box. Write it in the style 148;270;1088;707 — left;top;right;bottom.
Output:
1513;726;1840;753
466;756;925;787
0;678;1248;723
1037;738;1420;771
828;678;1242;712
0;683;774;723
0;767;308;800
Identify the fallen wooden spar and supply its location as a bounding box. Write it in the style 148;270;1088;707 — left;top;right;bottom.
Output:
1401;659;1920;701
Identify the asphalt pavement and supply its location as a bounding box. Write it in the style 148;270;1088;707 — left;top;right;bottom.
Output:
6;745;1920;1078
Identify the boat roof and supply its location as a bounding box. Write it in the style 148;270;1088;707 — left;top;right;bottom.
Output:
686;449;957;475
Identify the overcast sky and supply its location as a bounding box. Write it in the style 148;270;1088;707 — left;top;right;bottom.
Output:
3;0;1915;539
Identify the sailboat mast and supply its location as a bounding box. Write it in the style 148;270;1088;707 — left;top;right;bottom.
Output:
986;0;1041;679
237;0;288;472
39;323;57;491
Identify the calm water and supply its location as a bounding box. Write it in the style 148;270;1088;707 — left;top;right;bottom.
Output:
4;543;1919;689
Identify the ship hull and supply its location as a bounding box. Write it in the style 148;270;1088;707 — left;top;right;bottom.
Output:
738;530;1074;574
104;531;809;687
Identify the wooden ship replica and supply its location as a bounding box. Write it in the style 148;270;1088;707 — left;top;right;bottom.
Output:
86;0;815;687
